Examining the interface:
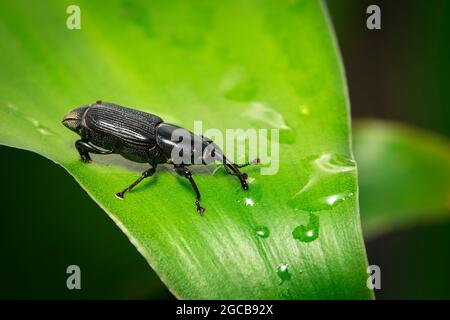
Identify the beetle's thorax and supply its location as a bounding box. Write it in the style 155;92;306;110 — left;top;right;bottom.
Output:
155;123;222;166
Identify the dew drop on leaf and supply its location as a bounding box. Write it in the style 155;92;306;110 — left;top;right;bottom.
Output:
292;213;320;243
276;263;291;284
254;225;270;238
299;105;310;116
245;197;255;206
30;118;54;136
288;153;356;212
241;102;295;144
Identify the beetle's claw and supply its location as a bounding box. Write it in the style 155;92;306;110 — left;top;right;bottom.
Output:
195;200;205;215
239;174;249;190
115;192;125;200
80;154;92;163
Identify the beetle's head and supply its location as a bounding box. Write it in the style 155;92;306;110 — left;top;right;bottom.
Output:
62;106;88;133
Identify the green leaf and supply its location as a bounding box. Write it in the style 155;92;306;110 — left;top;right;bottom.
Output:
354;120;450;238
0;0;372;299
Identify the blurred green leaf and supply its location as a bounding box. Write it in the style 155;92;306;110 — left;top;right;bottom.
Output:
0;0;372;299
354;120;450;238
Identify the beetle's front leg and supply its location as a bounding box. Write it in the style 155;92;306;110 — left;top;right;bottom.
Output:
75;140;92;162
174;165;205;214
75;140;112;163
116;166;156;199
222;158;260;190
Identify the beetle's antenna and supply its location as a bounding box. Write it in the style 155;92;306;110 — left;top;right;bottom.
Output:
236;158;260;168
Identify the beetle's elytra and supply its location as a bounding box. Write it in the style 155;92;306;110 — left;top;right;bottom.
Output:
62;101;258;214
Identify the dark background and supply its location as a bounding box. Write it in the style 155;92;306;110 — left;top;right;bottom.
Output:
327;0;450;299
0;0;448;299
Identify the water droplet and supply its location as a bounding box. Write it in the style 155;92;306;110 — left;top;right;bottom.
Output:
236;176;262;205
242;102;295;144
326;192;353;206
299;105;310;116
276;263;291;284
4;104;56;137
238;194;260;207
6;103;23;117
288;153;356;212
292;213;319;243
7;103;19;111
245;197;254;206
254;225;270;238
29;118;54;136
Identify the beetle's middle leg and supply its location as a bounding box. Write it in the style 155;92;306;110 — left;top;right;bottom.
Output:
174;165;205;214
115;166;156;199
75;140;112;162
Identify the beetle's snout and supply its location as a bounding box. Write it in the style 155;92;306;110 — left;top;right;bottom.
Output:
62;107;86;132
62;112;81;131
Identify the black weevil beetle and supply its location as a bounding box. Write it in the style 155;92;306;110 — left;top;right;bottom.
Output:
62;101;258;214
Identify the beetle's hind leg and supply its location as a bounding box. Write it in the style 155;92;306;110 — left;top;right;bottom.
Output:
174;165;205;214
116;166;156;199
75;140;112;163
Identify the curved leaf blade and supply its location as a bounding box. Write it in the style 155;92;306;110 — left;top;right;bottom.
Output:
0;0;372;299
